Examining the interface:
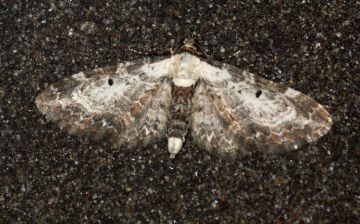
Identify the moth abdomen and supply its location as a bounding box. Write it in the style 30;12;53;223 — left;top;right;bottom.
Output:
167;83;196;158
168;86;194;134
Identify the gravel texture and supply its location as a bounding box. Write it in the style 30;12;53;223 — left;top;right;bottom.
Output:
1;1;359;223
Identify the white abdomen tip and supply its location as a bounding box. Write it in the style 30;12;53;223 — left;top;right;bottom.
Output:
168;137;183;159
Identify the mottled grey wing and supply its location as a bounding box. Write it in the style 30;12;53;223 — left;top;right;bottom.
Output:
191;59;333;158
36;57;172;147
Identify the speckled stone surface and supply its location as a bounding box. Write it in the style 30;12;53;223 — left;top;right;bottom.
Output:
1;1;359;223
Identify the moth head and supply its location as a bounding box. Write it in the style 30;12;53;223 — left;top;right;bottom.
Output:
175;38;207;58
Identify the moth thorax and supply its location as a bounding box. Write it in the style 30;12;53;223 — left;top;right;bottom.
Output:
175;52;196;79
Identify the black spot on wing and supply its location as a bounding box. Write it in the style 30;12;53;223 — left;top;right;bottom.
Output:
256;90;262;98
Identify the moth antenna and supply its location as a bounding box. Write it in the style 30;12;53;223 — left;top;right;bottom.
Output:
128;46;171;57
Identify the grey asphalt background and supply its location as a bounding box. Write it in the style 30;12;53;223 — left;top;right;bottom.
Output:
1;1;359;223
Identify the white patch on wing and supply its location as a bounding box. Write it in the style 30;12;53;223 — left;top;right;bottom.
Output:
195;60;232;83
69;75;134;113
222;80;300;127
140;58;172;79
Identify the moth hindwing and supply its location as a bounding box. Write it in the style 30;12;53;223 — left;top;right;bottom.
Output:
37;38;332;159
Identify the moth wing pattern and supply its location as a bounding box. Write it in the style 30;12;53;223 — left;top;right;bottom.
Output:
191;59;333;158
36;57;172;147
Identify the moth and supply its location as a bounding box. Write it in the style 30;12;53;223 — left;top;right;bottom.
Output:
36;39;333;159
